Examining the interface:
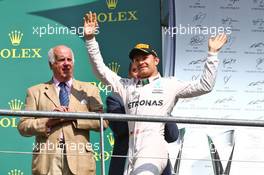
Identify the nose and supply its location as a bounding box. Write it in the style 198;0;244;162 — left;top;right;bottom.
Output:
64;60;69;64
137;57;145;64
63;58;71;65
138;59;147;67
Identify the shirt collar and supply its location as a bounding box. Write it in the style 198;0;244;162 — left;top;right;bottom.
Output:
148;73;161;83
53;77;73;88
136;73;161;86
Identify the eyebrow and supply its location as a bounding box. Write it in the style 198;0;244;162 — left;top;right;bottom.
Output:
55;56;72;59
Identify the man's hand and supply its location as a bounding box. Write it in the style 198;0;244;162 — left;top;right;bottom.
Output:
208;33;228;53
53;106;68;112
46;119;62;128
46;106;70;128
84;12;98;40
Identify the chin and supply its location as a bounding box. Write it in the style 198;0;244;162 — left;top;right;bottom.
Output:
138;72;150;78
61;75;72;80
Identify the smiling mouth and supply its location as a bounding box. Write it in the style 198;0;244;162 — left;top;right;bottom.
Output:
139;66;148;70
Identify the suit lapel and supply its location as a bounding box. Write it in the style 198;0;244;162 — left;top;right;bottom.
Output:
69;79;82;112
44;80;60;107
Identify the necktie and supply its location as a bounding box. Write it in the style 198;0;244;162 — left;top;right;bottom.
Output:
59;82;69;106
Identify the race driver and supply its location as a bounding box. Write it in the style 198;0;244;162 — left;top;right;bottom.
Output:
84;12;227;175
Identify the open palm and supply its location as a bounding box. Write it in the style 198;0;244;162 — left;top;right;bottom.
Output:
208;34;228;53
84;12;98;40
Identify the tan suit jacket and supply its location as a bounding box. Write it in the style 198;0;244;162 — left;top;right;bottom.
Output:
18;79;108;175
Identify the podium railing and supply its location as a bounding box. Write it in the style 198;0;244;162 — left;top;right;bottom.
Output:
0;109;264;175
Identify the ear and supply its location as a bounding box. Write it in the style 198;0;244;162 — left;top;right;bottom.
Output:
49;62;53;70
154;57;160;66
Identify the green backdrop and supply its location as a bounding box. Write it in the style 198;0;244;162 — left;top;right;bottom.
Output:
0;0;161;174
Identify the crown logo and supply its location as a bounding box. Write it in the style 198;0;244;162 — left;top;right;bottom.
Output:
8;99;24;111
107;133;115;147
106;0;118;9
8;169;24;175
108;62;120;74
9;30;23;46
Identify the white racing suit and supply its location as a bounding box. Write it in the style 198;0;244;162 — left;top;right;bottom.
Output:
86;38;219;175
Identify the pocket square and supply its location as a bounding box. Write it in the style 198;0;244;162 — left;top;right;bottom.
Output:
80;99;88;105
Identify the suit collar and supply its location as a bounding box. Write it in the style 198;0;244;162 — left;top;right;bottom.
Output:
44;80;60;107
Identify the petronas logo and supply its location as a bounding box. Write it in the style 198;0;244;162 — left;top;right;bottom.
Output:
9;31;23;46
8;99;24;111
7;169;24;175
107;133;115;147
106;0;118;10
108;61;120;74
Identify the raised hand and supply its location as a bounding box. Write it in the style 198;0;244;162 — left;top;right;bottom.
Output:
84;12;99;40
208;33;228;53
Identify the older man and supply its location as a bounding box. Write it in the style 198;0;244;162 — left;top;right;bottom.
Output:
18;45;108;175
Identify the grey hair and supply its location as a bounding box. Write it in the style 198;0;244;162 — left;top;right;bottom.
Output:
48;46;75;64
